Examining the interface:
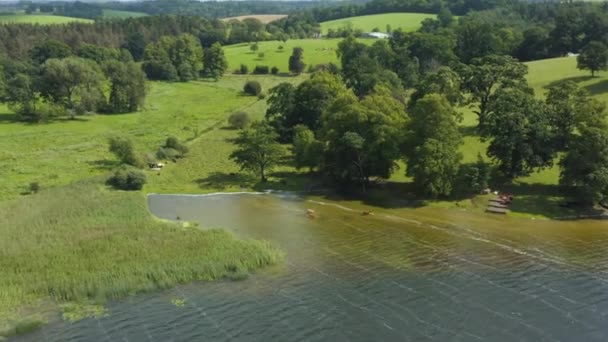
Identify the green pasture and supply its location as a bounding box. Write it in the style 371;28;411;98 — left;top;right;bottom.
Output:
320;13;436;34
0;13;92;24
101;9;148;19
0;76;299;201
224;39;374;73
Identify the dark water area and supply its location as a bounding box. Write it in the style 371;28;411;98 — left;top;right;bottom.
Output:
15;192;608;341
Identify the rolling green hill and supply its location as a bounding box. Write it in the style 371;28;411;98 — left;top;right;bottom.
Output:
101;9;148;19
0;13;92;25
320;13;435;34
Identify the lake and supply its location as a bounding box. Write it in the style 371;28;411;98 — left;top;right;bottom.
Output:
15;192;608;341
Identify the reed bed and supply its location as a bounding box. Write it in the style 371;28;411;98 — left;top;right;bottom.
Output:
0;179;282;336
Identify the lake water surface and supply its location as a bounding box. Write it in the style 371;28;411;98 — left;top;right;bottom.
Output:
15;192;608;341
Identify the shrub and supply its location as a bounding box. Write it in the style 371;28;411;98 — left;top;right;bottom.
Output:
271;66;279;75
157;136;188;160
239;64;249;74
258;52;265;59
107;166;147;191
108;135;143;167
253;65;269;75
228;112;251;129
278;45;284;51
243;81;262;96
29;182;40;194
258;93;266;100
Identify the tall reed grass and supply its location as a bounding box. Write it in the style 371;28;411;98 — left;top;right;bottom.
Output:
0;179;282;336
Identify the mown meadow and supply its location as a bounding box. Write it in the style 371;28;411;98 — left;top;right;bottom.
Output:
0;12;92;24
224;39;348;73
320;13;436;34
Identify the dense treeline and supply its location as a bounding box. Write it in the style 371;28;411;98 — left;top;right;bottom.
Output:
5;0;358;20
105;0;351;19
0;38;147;122
309;0;513;22
231;30;607;205
0;15;318;60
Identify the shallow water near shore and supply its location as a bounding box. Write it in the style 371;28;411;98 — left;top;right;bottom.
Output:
14;192;608;341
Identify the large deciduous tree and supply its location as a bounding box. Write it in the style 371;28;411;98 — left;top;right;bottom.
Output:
103;60;147;113
560;124;608;205
203;42;228;80
266;71;347;141
460;54;528;128
293;125;323;172
230;121;284;182
142;34;204;81
545;81;606;150
288;47;305;74
482;88;555;179
406;94;462;197
39;57;105;116
29;39;72;65
577;41;608;77
320;86;408;190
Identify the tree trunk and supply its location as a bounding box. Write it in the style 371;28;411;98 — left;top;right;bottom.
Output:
260;164;266;183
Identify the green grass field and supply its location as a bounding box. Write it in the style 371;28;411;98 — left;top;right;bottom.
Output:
224;39;374;72
101;9;148;19
0;76;282;201
320;13;436;34
0;13;92;24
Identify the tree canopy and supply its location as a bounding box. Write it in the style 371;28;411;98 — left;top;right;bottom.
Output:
230;121;284;182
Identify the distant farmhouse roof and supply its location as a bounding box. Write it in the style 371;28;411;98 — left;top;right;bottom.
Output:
364;32;391;39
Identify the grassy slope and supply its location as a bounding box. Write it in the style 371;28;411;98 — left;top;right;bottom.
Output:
221;15;287;24
0;13;92;24
0;179;282;337
320;13;435;34
224;39;374;72
101;9;148;19
0;77;267;201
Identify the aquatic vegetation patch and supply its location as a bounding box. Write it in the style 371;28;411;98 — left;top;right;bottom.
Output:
171;299;186;307
0;179;283;335
61;302;109;322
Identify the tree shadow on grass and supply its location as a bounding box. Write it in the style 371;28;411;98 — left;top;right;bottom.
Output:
195;172;257;190
0;112;16;123
490;182;605;219
459;125;478;137
584;79;608;96
87;160;120;171
543;75;594;90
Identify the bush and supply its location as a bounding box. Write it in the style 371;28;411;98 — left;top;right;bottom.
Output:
108;135;143;167
253;65;269;75
28;182;40;194
243;81;262;96
278;45;284;51
228;112;251;129
271;66;279;75
107;166;147;191
258;52;265;59
239;64;249;74
157;136;188;160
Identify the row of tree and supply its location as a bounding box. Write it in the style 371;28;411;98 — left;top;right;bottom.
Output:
229;32;608;204
0;52;146;122
0;14;319;60
142;34;228;81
